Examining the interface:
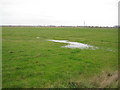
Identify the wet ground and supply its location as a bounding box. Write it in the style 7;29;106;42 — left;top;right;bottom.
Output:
48;40;98;50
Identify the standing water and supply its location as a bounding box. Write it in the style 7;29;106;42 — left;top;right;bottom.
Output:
48;40;98;50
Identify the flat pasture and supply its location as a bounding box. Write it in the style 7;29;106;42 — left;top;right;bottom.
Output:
2;27;118;88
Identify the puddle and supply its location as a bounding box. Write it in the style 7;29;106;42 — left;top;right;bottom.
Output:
48;40;98;50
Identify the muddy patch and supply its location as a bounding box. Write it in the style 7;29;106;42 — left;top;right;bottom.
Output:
48;40;98;50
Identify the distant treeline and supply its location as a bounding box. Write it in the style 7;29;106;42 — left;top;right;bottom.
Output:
1;25;119;28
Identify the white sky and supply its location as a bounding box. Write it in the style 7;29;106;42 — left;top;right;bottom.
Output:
1;0;119;26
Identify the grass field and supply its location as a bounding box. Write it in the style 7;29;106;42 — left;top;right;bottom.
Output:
2;27;118;88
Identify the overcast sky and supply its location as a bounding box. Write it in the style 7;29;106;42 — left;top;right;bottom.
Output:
1;0;119;26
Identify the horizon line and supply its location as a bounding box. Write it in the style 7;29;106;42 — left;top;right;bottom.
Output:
0;25;120;27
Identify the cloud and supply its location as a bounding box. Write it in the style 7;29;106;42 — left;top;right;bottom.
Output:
1;0;119;26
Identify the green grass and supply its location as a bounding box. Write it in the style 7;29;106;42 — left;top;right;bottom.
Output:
2;27;118;88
